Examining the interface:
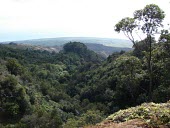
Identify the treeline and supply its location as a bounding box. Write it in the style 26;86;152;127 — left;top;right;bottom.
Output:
0;33;170;127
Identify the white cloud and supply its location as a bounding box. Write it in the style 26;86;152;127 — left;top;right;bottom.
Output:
0;0;169;41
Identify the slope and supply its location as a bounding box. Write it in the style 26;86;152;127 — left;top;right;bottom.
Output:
88;101;170;128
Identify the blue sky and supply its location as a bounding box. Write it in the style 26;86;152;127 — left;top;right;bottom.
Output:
0;0;169;41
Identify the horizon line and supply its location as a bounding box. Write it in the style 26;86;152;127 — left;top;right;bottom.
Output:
0;36;129;43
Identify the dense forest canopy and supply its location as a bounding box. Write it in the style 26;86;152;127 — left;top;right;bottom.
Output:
0;3;170;128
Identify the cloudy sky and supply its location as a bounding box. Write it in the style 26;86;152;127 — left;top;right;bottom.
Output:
0;0;169;41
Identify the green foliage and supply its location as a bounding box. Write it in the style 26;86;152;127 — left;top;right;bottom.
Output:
113;56;144;106
63;42;87;54
134;4;165;34
0;37;170;127
20;110;63;128
6;59;23;76
115;4;165;101
115;17;137;44
64;110;104;128
63;42;104;63
107;101;170;126
115;17;136;33
0;75;30;120
133;37;156;58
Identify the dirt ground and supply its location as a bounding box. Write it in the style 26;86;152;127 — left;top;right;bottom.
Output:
86;119;170;128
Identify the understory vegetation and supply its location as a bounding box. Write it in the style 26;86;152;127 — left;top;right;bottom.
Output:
107;101;170;127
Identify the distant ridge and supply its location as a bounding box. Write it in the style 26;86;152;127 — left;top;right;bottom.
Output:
1;37;133;48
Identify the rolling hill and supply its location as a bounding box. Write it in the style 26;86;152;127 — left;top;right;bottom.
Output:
1;37;133;48
1;37;133;57
84;43;132;57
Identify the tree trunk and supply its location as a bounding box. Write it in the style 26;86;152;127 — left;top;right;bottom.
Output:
148;35;152;101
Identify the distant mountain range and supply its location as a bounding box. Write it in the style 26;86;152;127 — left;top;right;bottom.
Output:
1;37;133;48
1;37;133;57
84;43;132;57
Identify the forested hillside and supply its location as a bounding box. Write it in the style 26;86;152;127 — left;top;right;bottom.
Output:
0;3;170;128
1;42;132;58
0;34;170;127
0;42;104;128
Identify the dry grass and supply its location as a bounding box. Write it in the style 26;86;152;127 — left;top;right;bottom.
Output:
86;101;170;128
86;119;170;128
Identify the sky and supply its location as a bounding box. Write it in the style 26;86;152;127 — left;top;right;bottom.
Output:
0;0;169;41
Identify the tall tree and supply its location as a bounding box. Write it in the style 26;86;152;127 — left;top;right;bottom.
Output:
114;17;137;47
115;4;165;100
